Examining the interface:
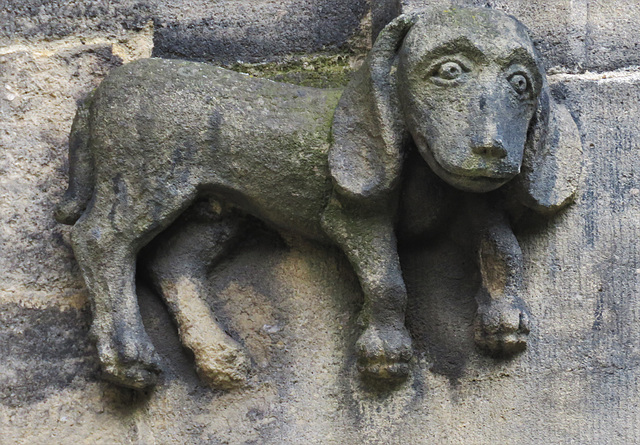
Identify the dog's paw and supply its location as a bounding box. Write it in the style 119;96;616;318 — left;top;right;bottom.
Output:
94;328;162;390
474;300;530;357
194;336;250;389
356;325;413;382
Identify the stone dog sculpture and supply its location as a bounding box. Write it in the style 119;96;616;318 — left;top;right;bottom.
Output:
56;7;581;389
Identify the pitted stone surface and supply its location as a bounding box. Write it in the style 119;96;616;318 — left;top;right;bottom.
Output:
0;0;371;64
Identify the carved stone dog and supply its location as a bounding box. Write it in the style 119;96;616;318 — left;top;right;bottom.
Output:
56;7;581;389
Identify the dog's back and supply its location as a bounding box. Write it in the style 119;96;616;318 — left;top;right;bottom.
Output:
64;58;343;240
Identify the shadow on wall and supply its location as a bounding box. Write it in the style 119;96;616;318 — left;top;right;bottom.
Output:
138;219;485;390
402;232;480;385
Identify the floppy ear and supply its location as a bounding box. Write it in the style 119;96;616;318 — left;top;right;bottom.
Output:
328;14;416;202
511;79;583;215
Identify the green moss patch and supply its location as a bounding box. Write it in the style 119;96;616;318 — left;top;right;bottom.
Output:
228;54;362;88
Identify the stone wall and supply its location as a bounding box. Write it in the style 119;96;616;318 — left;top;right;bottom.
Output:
1;1;640;443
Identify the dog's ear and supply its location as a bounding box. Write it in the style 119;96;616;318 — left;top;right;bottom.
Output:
328;14;416;202
511;80;582;215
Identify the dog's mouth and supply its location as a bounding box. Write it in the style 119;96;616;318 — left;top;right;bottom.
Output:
444;163;519;180
436;160;520;193
437;154;519;192
413;134;522;192
437;168;514;192
429;147;521;180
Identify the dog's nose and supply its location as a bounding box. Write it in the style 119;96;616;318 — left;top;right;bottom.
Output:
471;138;507;159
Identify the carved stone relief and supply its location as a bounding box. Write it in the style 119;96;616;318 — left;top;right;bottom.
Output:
55;6;582;390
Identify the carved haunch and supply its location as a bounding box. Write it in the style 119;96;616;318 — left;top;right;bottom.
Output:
56;6;581;390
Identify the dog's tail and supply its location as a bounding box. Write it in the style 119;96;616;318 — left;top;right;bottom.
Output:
54;91;96;225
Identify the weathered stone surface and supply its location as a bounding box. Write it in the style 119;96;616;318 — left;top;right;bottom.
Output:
3;69;640;441
0;0;154;40
401;0;640;71
152;0;371;63
0;26;153;310
0;0;371;64
53;7;577;390
371;0;401;40
0;304;96;408
2;1;640;444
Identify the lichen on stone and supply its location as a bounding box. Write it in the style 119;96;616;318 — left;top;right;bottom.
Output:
228;53;364;88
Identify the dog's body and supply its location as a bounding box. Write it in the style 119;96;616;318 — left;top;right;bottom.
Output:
57;7;581;389
59;62;341;241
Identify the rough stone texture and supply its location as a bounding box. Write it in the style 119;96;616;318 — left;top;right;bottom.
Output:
401;0;640;72
152;0;371;63
0;0;372;64
371;0;401;40
0;0;154;40
0;25;154;311
2;1;640;444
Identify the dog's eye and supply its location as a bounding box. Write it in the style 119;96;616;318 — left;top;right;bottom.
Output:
426;56;473;85
508;73;531;97
436;62;464;80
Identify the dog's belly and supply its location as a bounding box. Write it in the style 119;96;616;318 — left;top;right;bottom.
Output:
88;58;342;241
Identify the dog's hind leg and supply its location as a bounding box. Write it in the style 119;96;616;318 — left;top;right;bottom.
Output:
71;179;197;389
144;202;250;389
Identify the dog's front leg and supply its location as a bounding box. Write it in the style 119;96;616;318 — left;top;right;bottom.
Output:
470;198;531;356
322;194;412;382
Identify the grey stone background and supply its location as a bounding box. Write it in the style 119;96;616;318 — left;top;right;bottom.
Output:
0;0;371;62
1;0;640;443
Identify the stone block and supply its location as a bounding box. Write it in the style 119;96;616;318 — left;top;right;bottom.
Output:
152;0;371;63
2;53;640;440
0;0;154;41
0;26;153;310
0;0;371;64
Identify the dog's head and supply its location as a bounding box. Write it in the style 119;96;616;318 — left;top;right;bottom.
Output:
330;7;581;213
